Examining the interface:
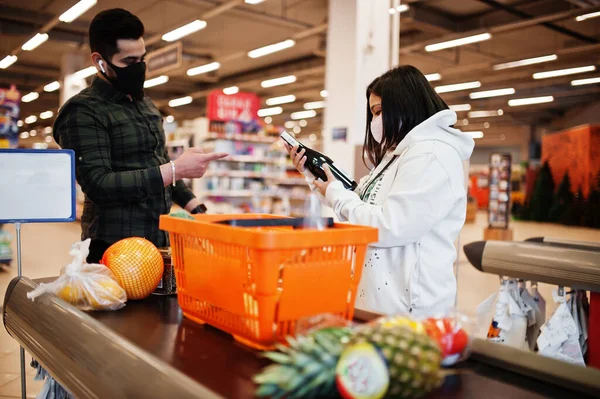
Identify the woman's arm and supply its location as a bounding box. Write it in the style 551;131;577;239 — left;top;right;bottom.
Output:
325;151;459;247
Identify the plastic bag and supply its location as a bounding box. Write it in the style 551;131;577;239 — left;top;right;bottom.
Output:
303;193;326;230
27;239;127;311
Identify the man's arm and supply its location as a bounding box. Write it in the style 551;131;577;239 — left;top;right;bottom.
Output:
55;102;174;206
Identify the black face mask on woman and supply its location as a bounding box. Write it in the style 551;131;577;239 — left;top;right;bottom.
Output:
100;58;146;101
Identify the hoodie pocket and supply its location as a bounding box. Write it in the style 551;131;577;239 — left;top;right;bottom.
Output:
408;241;422;313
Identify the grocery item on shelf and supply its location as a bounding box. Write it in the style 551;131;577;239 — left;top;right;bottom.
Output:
26;239;127;311
101;237;164;300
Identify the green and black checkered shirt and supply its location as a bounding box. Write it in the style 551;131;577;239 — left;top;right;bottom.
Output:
53;77;195;248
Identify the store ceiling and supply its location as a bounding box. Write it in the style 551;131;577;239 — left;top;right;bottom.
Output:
1;0;599;146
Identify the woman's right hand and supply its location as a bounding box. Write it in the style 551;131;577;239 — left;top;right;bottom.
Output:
285;144;307;173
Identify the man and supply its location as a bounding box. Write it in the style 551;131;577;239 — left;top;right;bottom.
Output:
54;9;227;263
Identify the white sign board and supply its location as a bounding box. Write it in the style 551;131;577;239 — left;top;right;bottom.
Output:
0;149;76;223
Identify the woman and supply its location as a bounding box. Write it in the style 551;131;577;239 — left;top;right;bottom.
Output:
287;65;474;316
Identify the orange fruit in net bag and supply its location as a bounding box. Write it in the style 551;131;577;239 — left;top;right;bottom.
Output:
101;237;164;300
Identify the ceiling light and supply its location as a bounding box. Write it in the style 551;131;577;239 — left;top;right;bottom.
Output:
284;121;296;129
261;75;296;88
484;122;490;129
303;101;325;110
467;131;484;139
293;126;301;134
266;95;296;106
291;110;317;120
389;4;409;14
0;55;18;69
21;33;49;51
17;120;23;127
25;115;37;124
508;96;554;107
435;81;481;94
264;116;272;124
168;96;193;107
187;62;220;76
74;66;97;79
493;54;557;70
44;81;60;92
245;0;265;3
20;132;29;139
22;92;39;103
309;134;317;142
320;90;328;98
59;0;97;23
425;33;491;52
44;127;53;134
40;111;54;120
162;20;207;42
257;107;283;117
223;86;239;95
30;129;37;136
571;76;600;86
248;39;295;59
576;11;600;22
469;88;515;99
144;75;169;88
462;119;469;125
425;73;442;82
45;136;53;143
449;104;471;112
533;65;596;80
468;110;503;118
165;115;175;123
299;120;307;127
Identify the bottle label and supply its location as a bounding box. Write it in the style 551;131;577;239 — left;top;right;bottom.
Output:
336;342;389;399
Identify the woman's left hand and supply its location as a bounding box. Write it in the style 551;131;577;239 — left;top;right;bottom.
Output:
313;164;336;197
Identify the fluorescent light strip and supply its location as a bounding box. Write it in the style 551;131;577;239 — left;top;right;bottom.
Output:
0;55;17;69
266;95;296;106
469;88;515;99
449;104;471;112
245;0;265;4
435;81;481;94
168;96;193;108
425;33;491;52
304;101;325;110
257;107;283;117
467;131;484;139
571;76;600;86
261;75;296;88
223;86;239;95
493;54;557;70
248;39;295;59
59;0;97;23
425;73;442;82
44;81;60;92
320;90;328;98
22;92;39;103
144;75;169;88
389;4;410;14
162;20;207;42
468;110;503;118
40;111;54;120
576;11;600;22
533;65;596;80
74;66;97;79
291;110;317;120
187;62;220;76
25;115;37;124
508;96;554;107
22;33;49;51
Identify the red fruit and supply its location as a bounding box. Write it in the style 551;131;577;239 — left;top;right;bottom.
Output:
423;317;469;357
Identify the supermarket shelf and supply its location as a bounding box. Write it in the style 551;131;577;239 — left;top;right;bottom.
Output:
218;156;284;164
205;133;277;144
206;171;285;179
202;190;279;198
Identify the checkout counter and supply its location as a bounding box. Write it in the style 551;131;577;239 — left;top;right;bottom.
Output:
4;238;600;398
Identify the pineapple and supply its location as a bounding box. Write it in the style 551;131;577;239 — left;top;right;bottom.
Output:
343;324;444;398
254;327;352;398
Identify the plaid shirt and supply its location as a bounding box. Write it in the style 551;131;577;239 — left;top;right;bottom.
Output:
53;77;195;248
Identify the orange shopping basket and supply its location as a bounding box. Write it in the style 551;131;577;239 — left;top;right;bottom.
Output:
159;214;378;350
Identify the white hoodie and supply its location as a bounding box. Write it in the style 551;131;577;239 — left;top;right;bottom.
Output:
306;110;474;317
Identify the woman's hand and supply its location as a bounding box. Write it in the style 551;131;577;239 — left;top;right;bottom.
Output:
313;164;336;197
285;144;307;173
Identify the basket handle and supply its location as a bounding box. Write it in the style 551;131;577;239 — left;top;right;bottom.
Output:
214;217;334;229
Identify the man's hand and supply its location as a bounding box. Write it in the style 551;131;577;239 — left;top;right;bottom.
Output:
313;164;336;197
175;148;229;179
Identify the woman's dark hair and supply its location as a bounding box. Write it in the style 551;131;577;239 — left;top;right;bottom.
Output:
89;9;145;60
363;65;449;167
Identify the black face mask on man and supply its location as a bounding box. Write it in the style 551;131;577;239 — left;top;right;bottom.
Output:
99;58;146;101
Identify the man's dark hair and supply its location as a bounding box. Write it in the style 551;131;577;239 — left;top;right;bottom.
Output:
89;8;145;59
363;65;449;167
